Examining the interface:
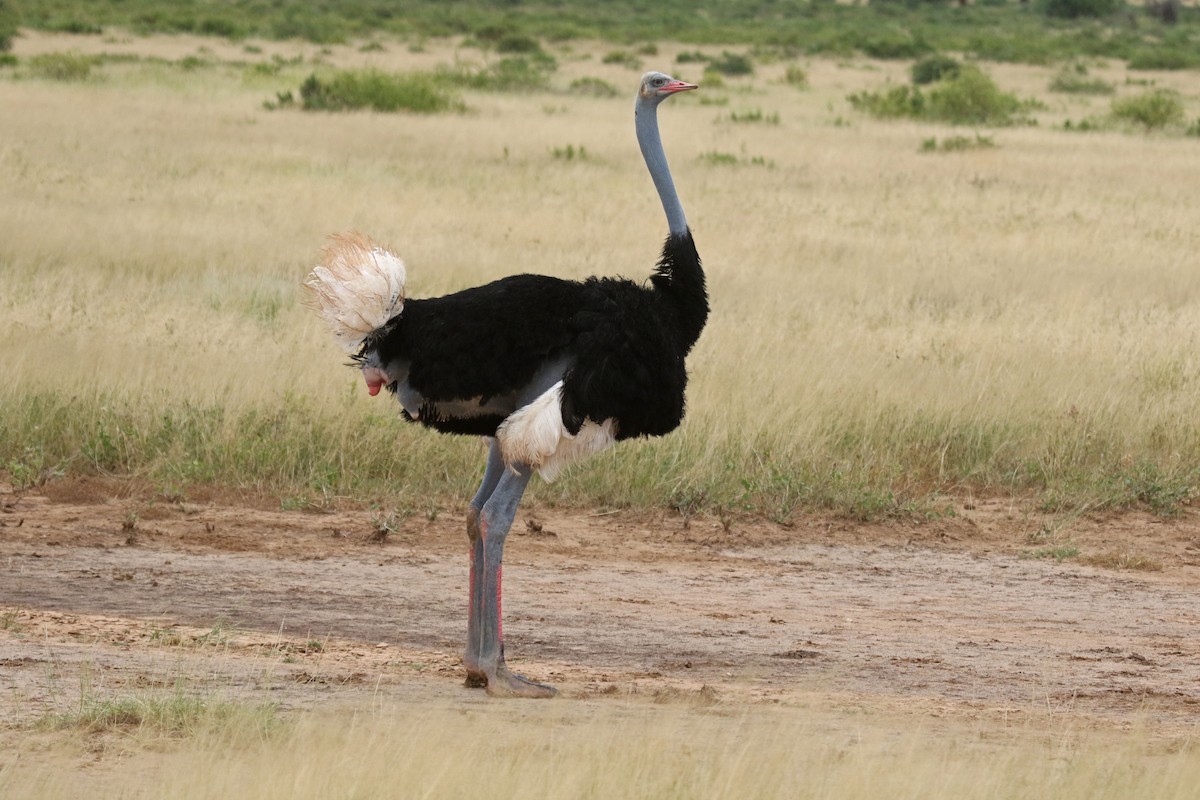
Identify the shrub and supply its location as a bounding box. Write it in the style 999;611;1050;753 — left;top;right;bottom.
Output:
847;84;926;119
0;53;15;67
676;51;709;64
1049;63;1114;95
601;50;641;70
783;65;808;88
926;66;1029;125
1111;89;1184;130
850;67;1034;126
495;34;543;55
911;54;960;86
28;51;98;82
707;51;753;77
569;76;618;98
298;70;463;113
1041;0;1119;18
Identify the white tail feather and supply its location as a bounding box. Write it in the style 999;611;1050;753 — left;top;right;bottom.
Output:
497;382;617;482
304;233;407;353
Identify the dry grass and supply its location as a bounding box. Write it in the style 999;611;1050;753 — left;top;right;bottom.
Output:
2;32;1199;516
4;696;1199;800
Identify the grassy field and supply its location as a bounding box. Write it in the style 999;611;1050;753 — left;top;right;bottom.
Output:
1;30;1199;520
4;690;1198;799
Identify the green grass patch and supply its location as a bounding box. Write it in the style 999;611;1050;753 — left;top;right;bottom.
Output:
26;50;99;81
41;688;281;740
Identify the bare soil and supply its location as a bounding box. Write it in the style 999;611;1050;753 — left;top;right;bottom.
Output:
2;478;1199;735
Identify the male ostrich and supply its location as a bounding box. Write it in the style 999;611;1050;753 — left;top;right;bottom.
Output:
305;72;706;697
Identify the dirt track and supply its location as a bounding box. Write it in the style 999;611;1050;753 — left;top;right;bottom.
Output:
2;479;1199;734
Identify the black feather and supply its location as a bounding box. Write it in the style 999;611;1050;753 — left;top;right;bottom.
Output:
359;231;708;441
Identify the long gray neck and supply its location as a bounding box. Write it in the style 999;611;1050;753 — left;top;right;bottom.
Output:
635;99;688;235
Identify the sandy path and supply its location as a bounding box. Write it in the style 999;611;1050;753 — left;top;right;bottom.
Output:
2;480;1198;733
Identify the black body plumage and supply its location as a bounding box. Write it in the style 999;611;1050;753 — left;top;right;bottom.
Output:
357;232;707;441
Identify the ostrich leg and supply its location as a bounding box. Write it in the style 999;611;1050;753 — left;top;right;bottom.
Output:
472;460;556;698
464;440;505;688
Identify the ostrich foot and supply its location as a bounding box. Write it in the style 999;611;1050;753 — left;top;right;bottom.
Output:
463;660;554;697
483;663;557;699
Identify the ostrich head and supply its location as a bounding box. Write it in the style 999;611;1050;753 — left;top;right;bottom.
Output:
638;71;698;105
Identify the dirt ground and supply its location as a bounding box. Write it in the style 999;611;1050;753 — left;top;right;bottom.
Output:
2;478;1199;737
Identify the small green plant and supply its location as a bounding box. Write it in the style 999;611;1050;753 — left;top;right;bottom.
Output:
1023;545;1080;561
848;84;925;119
707;51;753;77
0;53;16;68
569;76;618;98
1186;118;1200;138
1111;89;1185;131
699;151;773;168
920;134;997;153
783;65;808;88
676;51;709;64
1049;63;1114;95
700;151;739;166
494;34;542;54
911;54;960;86
601;49;641;70
727;108;779;124
551;143;589;161
1;608;20;632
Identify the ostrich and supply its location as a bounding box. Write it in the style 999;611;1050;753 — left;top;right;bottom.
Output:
305;72;706;697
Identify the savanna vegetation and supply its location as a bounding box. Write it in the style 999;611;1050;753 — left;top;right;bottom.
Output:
1;5;1199;524
2;11;1200;796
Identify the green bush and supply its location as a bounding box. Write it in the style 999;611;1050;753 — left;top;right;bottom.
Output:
926;66;1030;125
911;54;960;86
676;51;709;64
0;53;16;67
298;70;464;113
1111;89;1185;130
850;67;1034;126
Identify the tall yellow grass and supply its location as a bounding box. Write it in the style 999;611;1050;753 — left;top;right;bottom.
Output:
2;33;1198;513
4;697;1198;800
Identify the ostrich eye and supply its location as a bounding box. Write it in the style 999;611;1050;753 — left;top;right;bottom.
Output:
653;78;665;86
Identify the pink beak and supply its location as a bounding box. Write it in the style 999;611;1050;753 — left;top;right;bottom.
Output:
664;80;698;94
